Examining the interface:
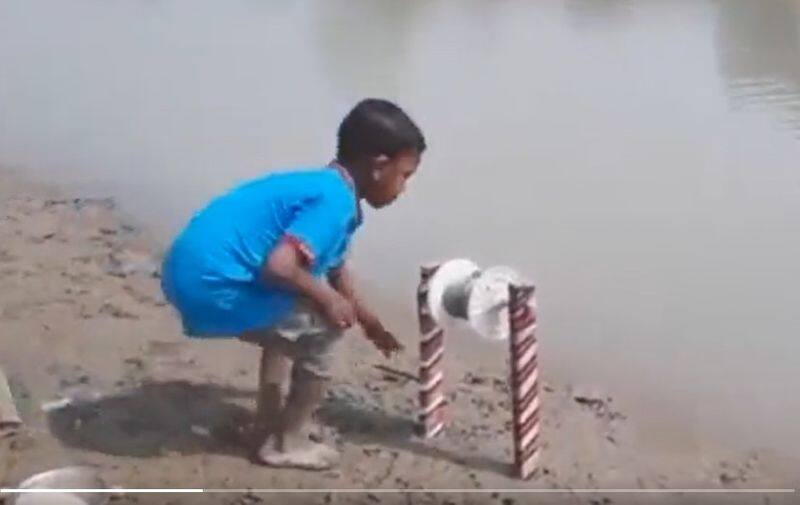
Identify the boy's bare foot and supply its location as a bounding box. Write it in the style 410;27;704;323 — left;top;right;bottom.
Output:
307;418;324;443
255;435;339;470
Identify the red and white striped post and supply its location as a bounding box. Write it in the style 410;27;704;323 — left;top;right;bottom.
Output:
508;283;541;479
417;264;447;438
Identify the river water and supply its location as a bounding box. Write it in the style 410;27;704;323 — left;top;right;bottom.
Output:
1;0;799;458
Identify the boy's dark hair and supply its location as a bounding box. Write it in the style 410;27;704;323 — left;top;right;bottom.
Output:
337;99;426;162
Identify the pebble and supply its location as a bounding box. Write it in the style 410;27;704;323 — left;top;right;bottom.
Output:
464;372;486;385
124;357;144;370
190;425;211;437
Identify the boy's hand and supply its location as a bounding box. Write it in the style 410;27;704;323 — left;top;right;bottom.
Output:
363;322;404;358
321;290;356;329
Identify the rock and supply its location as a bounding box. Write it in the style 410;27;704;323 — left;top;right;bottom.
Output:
16;493;87;505
239;493;263;504
574;394;605;409
40;398;73;412
464;372;487;385
42;386;105;412
105;246;159;278
100;302;139;319
573;390;626;422
124;357;144;370
190;425;211;437
73;197;116;211
0;249;17;263
15;466;107;505
0;367;22;434
362;447;382;457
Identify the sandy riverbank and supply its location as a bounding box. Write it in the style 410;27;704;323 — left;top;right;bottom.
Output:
0;169;797;505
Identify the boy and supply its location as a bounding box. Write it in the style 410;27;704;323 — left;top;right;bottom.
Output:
161;99;425;470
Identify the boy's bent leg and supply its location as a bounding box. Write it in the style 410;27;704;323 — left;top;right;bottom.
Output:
257;367;337;470
240;328;294;457
255;344;292;442
257;325;343;470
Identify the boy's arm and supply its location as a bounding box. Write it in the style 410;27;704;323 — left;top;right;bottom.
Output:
261;240;355;329
327;262;379;329
328;262;403;357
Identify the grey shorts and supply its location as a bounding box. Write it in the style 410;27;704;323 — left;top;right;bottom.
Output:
240;304;344;379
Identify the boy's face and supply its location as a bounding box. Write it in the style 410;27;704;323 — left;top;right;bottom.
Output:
364;150;420;208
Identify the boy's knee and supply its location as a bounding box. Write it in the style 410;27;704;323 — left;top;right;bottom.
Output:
292;357;333;382
259;347;292;383
292;326;343;381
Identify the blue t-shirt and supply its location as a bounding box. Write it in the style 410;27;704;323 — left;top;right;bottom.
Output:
161;166;362;337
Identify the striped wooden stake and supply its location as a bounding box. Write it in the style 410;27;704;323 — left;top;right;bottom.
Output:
418;264;447;438
508;283;541;479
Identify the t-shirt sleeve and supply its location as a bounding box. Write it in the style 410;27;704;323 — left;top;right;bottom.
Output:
284;192;351;269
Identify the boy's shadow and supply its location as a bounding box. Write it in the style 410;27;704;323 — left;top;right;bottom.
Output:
47;380;509;476
47;381;254;458
318;396;510;476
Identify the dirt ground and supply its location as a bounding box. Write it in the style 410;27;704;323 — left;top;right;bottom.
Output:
1;170;797;505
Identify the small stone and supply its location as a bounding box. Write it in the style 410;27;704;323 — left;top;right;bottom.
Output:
190;425;211;437
465;373;486;385
100;302;138;319
124;357;144;369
